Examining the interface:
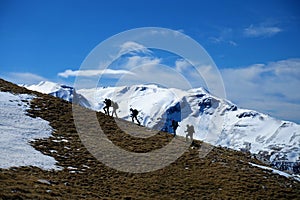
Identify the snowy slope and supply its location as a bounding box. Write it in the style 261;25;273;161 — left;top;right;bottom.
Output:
26;82;300;174
0;91;61;170
26;81;62;94
78;85;186;128
25;81;91;108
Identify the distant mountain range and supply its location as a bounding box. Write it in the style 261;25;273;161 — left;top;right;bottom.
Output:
25;81;300;174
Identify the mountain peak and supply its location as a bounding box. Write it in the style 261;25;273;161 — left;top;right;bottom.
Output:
27;81;63;94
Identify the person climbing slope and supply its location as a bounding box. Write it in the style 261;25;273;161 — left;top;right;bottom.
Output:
111;101;119;118
103;98;112;116
171;119;179;137
185;124;195;142
130;108;141;126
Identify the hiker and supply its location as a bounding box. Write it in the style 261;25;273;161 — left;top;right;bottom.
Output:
111;101;119;118
185;124;195;142
130;108;140;126
171;119;179;137
103;98;112;116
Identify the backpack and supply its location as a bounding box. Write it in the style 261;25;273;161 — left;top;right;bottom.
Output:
105;99;111;106
187;125;195;133
112;101;119;109
132;109;139;116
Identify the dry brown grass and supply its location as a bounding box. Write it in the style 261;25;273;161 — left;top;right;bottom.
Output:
0;78;299;199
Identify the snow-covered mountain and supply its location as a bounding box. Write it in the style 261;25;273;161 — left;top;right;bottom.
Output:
25;81;91;108
25;81;300;174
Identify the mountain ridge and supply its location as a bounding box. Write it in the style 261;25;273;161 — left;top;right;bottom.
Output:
26;81;300;175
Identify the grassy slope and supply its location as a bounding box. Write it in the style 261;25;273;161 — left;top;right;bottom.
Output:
0;78;299;200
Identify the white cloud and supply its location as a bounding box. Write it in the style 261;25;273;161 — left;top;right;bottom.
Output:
58;69;135;78
228;40;238;46
175;59;190;72
244;24;282;37
122;56;161;70
221;59;300;123
119;41;152;56
174;59;226;96
149;29;186;37
0;72;47;85
210;37;238;46
113;54;188;88
115;63;192;89
209;27;238;46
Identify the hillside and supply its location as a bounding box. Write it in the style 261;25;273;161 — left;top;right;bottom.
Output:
1;78;300;199
26;81;300;174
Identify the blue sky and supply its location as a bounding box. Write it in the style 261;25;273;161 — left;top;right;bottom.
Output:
1;0;300;123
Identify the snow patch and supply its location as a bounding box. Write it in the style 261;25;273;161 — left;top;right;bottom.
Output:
0;91;61;170
249;162;300;182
